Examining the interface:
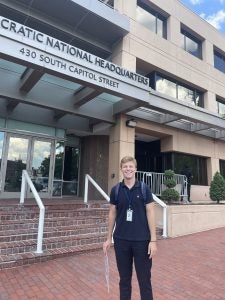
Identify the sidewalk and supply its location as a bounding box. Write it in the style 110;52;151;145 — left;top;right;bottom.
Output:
0;227;225;300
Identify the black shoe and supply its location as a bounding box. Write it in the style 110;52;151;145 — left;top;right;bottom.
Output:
188;200;192;202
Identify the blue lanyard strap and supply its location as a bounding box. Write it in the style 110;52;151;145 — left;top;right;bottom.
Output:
124;188;132;209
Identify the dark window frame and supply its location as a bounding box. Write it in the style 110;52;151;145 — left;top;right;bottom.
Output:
137;0;167;39
219;160;225;179
181;28;202;59
214;49;225;73
148;72;204;108
172;152;208;186
217;97;225;118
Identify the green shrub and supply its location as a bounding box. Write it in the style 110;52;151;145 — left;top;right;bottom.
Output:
164;169;175;178
161;189;180;202
209;171;225;204
163;178;176;188
161;169;179;203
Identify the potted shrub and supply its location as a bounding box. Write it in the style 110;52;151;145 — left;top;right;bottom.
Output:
161;169;180;203
209;171;225;204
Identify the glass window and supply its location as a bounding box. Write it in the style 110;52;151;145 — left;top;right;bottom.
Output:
4;136;29;192
156;75;176;98
53;141;65;197
181;29;202;59
152;72;204;107
219;160;225;179
214;50;225;73
137;1;167;38
137;6;156;32
217;99;225;118
172;153;208;186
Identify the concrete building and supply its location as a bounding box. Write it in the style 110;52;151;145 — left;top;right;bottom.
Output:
1;0;225;201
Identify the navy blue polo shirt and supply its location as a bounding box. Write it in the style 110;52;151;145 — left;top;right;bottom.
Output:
110;180;153;241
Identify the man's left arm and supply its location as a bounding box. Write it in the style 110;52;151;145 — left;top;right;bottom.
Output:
146;202;157;258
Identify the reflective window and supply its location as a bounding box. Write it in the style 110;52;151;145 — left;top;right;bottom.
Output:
172;153;207;185
53;141;64;197
62;146;80;196
214;50;225;73
137;1;167;38
219;160;225;179
31;140;51;193
5;137;29;192
181;29;202;59
217;99;225;118
151;72;204;107
156;75;176;98
137;6;156;32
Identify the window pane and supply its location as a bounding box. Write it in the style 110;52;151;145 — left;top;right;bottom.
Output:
178;85;195;104
220;160;225;179
156;76;176;98
157;18;163;36
137;6;156;32
218;101;225;118
185;35;199;57
195;92;203;108
5;137;29;192
173;153;207;185
214;52;225;73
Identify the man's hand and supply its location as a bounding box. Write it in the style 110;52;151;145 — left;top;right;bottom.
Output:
103;239;112;255
148;241;157;258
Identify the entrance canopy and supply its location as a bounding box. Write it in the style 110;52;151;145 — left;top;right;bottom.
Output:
1;0;225;141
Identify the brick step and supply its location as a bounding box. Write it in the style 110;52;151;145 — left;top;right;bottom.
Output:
0;242;104;269
0;215;107;230
0;201;109;212
0;207;109;221
0;232;106;255
0;223;108;242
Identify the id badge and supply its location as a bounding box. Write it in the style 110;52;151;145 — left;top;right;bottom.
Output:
126;209;133;222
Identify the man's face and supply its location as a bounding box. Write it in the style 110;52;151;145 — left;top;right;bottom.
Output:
120;161;136;180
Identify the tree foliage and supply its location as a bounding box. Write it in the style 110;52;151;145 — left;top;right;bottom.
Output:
209;171;225;204
161;169;179;203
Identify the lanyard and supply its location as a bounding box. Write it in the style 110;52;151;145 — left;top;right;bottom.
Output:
124;188;132;209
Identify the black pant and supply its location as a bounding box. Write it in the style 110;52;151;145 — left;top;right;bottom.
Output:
114;238;153;300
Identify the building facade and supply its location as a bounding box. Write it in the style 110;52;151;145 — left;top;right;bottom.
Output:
1;0;225;201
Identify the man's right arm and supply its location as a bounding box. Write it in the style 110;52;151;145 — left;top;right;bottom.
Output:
103;204;116;255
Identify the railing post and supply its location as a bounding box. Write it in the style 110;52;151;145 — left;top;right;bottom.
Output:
20;170;45;253
36;208;45;253
162;207;167;238
84;175;89;203
20;170;26;204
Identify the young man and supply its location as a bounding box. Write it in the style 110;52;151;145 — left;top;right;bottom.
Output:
103;156;157;300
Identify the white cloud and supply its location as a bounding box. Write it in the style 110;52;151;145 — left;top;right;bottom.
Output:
200;10;225;29
190;0;203;4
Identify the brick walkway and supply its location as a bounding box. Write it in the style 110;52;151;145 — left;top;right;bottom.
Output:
0;227;225;300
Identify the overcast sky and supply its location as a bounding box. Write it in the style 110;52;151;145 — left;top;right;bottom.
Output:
180;0;225;35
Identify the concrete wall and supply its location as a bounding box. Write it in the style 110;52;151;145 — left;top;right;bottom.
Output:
161;204;225;237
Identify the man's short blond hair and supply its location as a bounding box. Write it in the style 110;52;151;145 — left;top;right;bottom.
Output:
120;156;137;168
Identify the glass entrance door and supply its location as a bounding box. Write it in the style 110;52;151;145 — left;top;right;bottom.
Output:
3;135;29;195
1;134;54;198
29;139;53;196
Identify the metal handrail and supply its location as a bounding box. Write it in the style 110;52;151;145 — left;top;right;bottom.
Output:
20;170;45;254
136;171;188;200
84;174;110;203
152;194;167;238
84;174;167;237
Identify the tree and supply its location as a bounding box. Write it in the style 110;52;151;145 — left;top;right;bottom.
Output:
209;171;225;204
161;169;180;203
